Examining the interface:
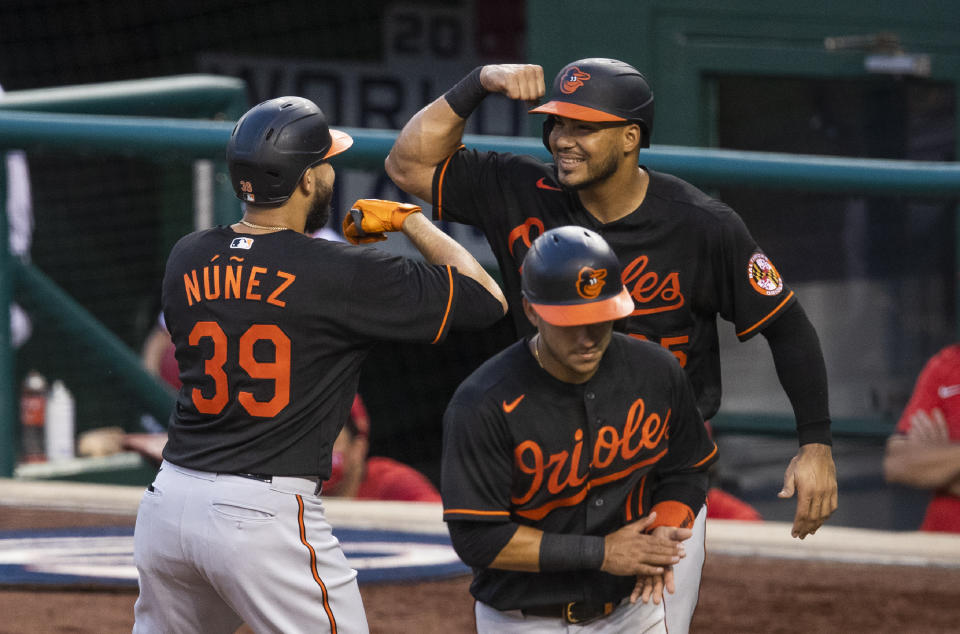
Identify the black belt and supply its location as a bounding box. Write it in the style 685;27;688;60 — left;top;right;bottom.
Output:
521;600;619;624
234;472;273;483
229;472;322;495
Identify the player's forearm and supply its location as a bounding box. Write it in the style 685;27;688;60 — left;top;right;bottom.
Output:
490;525;606;573
762;302;832;445
883;437;960;488
447;520;605;572
489;524;543;571
401;212;507;314
385;95;469;203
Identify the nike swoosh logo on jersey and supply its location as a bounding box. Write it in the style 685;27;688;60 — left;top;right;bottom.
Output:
502;394;525;413
536;177;562;191
938;384;960;399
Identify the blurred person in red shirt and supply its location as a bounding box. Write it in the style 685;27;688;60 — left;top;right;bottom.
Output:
884;344;960;533
702;421;762;522
323;394;441;502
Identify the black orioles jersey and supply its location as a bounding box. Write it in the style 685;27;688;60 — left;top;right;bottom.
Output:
161;226;500;477
441;334;718;610
432;149;796;420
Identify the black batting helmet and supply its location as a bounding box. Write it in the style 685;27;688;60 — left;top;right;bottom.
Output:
521;226;633;326
226;96;353;205
529;58;654;150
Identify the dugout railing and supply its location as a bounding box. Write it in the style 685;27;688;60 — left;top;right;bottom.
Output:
1;75;959;480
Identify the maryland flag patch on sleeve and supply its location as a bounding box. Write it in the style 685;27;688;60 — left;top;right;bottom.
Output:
747;252;784;296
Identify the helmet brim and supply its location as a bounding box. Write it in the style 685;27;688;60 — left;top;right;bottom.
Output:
529;100;626;123
530;286;634;326
324;128;354;159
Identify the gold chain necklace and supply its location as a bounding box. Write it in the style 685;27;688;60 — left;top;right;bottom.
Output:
532;334;545;369
239;219;288;231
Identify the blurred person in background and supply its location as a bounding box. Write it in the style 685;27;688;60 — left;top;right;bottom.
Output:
141;313;180;390
2;81;33;350
883;343;960;533
322;394;441;502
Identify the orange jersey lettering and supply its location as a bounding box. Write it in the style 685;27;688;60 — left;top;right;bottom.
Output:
511;399;671;514
181;263;296;308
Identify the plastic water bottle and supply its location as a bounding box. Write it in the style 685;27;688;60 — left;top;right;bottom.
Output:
19;371;47;463
44;380;75;461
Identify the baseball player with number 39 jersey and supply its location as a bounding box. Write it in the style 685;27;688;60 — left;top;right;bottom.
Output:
442;227;717;632
387;57;838;632
132;96;506;633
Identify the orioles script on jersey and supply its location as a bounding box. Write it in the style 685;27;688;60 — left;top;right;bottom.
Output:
182;255;296;308
621;254;684;315
511;398;670;520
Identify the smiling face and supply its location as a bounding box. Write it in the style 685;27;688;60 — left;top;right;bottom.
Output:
548;116;641;190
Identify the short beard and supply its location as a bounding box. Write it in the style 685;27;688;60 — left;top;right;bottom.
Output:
562;149;620;191
304;186;333;234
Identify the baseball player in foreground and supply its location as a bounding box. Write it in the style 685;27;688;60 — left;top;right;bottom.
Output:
386;57;838;632
132;96;506;633
442;226;718;632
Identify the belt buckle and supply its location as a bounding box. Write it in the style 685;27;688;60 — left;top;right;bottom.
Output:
563;601;614;625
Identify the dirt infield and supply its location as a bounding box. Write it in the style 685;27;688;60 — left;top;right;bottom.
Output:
3;507;960;633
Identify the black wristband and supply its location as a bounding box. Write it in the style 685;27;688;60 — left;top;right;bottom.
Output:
797;418;832;446
443;67;487;119
539;532;605;572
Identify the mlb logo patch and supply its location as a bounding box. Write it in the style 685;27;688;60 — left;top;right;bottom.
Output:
230;237;254;249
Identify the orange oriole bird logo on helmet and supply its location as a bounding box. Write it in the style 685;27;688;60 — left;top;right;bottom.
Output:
560;67;592;94
576;267;607;299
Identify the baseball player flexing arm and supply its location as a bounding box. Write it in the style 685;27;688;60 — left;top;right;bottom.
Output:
442;227;718;632
132;96;506;634
387;59;837;632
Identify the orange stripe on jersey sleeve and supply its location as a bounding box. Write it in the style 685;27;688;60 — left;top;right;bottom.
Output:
434;145;464;221
443;509;511;518
736;290;795;338
431;265;455;344
693;443;718;468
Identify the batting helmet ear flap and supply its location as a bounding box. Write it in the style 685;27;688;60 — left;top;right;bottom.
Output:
541;115;555;152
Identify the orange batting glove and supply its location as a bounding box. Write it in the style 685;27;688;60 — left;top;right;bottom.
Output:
342;199;421;245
